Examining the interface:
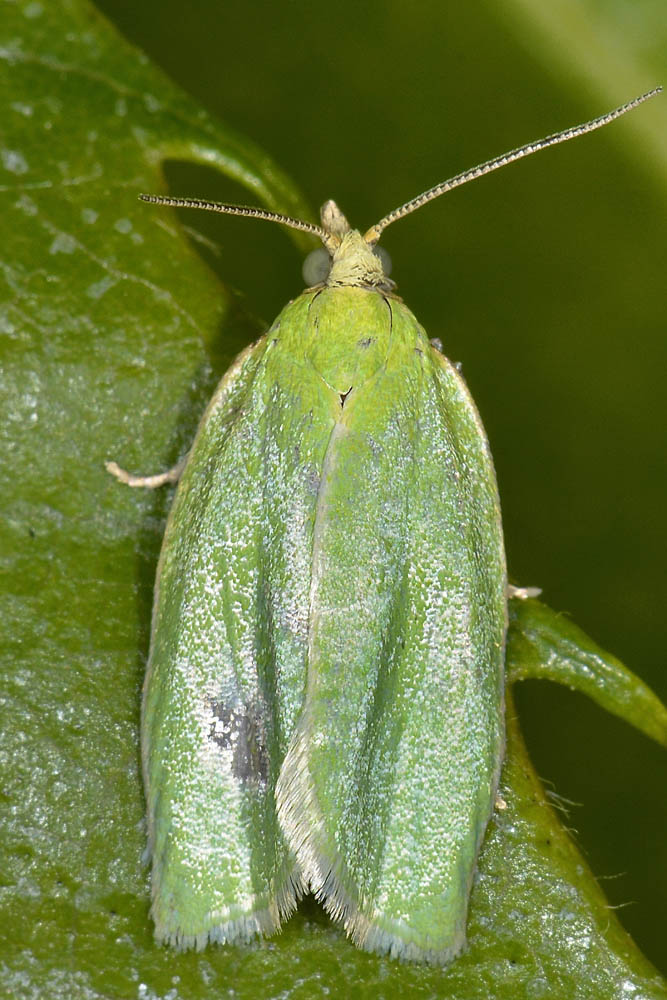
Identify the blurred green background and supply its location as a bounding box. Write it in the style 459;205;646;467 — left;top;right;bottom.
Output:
91;0;667;972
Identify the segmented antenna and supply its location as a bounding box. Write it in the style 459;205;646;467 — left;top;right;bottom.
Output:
364;87;661;242
138;193;327;240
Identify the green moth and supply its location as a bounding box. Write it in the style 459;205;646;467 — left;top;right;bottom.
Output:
108;89;659;965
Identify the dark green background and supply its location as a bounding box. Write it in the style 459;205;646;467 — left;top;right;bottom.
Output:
91;0;667;973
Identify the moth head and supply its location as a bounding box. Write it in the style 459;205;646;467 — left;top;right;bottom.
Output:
301;200;393;291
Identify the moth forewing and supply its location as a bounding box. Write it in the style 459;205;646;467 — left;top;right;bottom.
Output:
142;336;305;946
274;290;506;963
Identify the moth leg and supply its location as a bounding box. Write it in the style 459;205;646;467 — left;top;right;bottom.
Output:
507;583;542;600
105;454;187;488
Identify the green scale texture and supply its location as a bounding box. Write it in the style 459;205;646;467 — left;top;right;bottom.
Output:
144;283;507;964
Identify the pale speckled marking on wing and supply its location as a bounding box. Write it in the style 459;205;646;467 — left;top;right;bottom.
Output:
275;288;506;964
143;293;340;948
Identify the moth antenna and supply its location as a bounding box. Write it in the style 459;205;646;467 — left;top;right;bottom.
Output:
365;87;662;242
138;194;328;242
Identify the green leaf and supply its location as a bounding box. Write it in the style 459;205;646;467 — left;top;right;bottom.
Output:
508;597;667;748
2;1;665;997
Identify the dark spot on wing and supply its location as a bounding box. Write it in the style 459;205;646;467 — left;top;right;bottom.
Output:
208;699;270;786
357;336;375;349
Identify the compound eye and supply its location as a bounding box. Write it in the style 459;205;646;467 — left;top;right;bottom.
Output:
302;247;332;286
373;245;392;276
